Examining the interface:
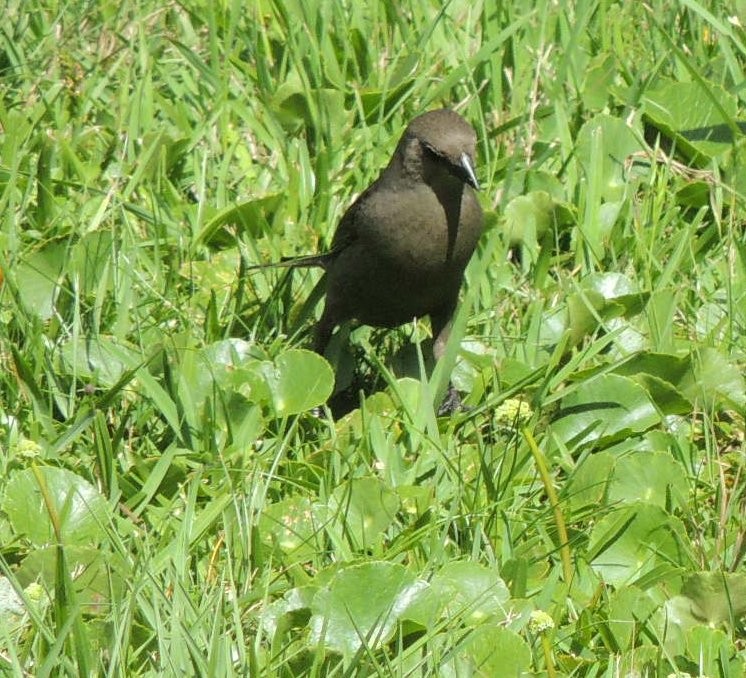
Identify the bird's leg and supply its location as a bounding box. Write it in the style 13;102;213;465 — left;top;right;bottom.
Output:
313;305;336;355
431;306;463;415
438;384;463;415
308;305;338;418
432;314;453;362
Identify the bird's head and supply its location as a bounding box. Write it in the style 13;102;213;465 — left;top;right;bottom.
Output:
399;109;480;191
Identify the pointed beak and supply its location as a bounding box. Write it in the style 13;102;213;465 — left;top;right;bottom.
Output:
460;152;480;190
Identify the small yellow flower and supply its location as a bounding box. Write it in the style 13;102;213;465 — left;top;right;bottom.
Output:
528;609;555;634
494;398;533;427
24;583;44;604
13;438;42;459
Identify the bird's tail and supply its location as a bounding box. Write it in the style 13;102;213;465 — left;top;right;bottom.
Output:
245;252;332;271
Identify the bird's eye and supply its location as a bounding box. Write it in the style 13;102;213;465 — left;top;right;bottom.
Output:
421;141;443;161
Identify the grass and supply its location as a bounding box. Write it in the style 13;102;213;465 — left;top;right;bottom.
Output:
2;0;746;675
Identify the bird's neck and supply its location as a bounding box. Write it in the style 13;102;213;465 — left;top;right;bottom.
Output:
388;139;464;194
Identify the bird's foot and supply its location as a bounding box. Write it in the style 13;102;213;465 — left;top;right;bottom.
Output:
437;383;466;416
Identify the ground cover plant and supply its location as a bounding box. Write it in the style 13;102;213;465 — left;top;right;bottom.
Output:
2;0;746;675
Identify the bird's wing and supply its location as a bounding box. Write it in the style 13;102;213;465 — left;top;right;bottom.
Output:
328;205;360;254
328;179;383;254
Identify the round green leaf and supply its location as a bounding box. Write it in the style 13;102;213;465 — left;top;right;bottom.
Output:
454;623;531;677
14;243;66;320
682;347;746;409
17;545;127;611
186;338;256;408
643;80;738;160
2;468;111;546
575;114;644;201
567;272;646;343
430;561;510;625
259;348;334;415
309;561;427;655
328;477;400;551
582;271;638;300
260;585;316;640
502;190;556;254
550;374;661;451
608;451;688;509
685;626;740;677
589;503;691;586
566;451;616;511
581;54;616;110
59;335;141;387
680;571;746;624
613;352;693;415
607;586;658;650
260;496;328;564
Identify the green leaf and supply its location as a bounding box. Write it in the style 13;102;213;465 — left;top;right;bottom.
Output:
502;190;557;256
359;78;414;123
260;496;328;564
14;243;67;320
566;451;615;511
2;468;112;547
685;626;742;678
430;561;510;625
575;114;644;202
254;348;335;416
196;338;258;402
183;341;333;417
681;347;746;409
452;623;531;677
550;374;661;451
613;352;693;416
560;273;648;345
69;230;114;296
581;54;616;110
260;585;316;640
589;503;691;586
680;571;746;624
608;452;688;509
607;586;658;651
195;194;283;247
59;335;143;388
642;79;739;161
16;545;127;612
328;477;399;551
309;561;427;655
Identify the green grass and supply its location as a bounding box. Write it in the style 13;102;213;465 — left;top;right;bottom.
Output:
2;0;746;675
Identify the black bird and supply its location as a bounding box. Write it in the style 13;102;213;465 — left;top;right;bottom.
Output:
256;109;484;409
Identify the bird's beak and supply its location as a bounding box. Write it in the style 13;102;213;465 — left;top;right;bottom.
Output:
460;152;480;190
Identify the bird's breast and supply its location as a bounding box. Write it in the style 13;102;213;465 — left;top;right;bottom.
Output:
362;185;482;274
323;181;483;328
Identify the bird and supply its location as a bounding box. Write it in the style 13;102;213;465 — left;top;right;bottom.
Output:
253;109;484;410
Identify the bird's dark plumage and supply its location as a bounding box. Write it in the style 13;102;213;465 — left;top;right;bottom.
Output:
313;109;483;359
253;109;484;408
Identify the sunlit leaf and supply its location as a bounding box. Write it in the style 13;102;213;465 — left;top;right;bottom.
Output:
451;623;531;676
608;452;688;509
576;114;644;201
589;503;691;585
328;477;399;551
260;496;328;564
309;562;427;655
550;374;660;451
3;468;111;547
643;79;739;161
430;561;510;625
